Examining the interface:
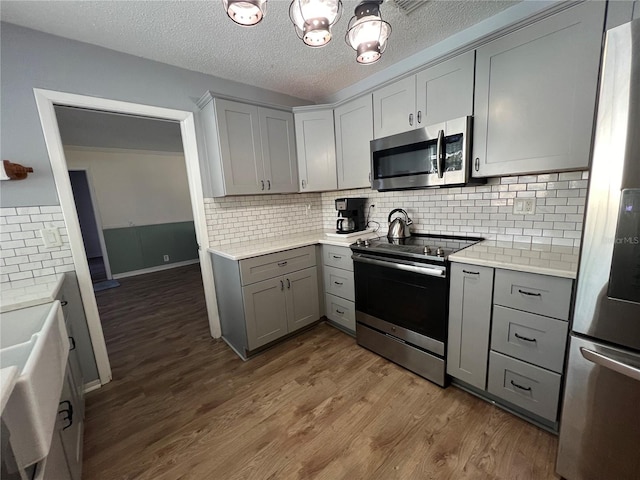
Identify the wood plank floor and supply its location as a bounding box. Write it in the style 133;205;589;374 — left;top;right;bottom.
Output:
86;264;560;480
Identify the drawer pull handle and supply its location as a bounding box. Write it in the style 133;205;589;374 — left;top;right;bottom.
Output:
462;270;479;275
518;289;541;297
336;309;345;315
334;281;343;286
278;261;288;267
332;255;342;259
60;300;68;307
58;400;74;430
510;380;532;392
514;333;537;343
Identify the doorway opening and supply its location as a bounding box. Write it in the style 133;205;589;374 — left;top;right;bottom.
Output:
68;169;112;288
34;89;220;386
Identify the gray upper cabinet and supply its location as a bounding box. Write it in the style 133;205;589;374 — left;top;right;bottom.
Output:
373;75;415;139
334;95;373;189
415;50;475;126
373;52;475;139
447;263;494;390
473;1;606;178
294;107;338;192
199;97;298;196
258;107;298;193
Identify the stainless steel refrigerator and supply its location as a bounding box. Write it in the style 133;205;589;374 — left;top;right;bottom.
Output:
556;18;640;480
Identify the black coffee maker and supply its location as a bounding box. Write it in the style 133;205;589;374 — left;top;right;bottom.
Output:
335;198;367;234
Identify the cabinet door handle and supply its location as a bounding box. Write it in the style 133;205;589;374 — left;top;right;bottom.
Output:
58;400;74;430
69;336;76;351
436;129;445;179
336;309;345;315
510;380;532;392
474;157;480;172
301;179;306;189
334;281;343;286
332;255;342;259
261;180;265;191
286;279;291;289
368;172;371;182
409;113;414;126
60;300;68;307
518;289;542;297
514;332;537;343
267;180;271;190
278;261;288;267
462;270;479;275
280;280;284;291
417;110;422;124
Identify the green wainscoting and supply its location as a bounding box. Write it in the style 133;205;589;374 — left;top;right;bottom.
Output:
103;221;198;275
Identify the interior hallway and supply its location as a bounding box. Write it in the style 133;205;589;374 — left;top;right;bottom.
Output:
83;264;559;479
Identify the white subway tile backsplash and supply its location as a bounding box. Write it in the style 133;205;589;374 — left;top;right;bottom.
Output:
0;205;71;284
314;171;589;247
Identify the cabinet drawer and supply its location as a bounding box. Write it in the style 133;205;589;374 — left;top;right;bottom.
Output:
240;246;316;285
491;305;568;373
487;351;562;421
323;265;355;301
494;269;572;320
325;294;355;332
323;245;353;271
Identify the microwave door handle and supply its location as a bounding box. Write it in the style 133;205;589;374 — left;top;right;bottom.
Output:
436;129;445;179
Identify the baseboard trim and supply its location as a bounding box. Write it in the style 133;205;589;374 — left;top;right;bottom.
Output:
112;259;200;279
83;379;102;393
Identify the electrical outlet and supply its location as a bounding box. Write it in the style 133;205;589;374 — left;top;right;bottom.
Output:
163;254;170;262
514;198;536;215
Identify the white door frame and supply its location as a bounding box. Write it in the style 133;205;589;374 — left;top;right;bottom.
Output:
34;88;221;386
68;167;113;280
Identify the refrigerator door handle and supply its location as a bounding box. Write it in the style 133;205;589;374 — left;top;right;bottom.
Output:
580;347;640;382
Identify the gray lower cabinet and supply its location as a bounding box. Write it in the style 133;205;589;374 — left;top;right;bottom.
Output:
243;266;320;350
58;272;99;389
57;367;83;480
448;262;573;430
243;277;289;349
212;246;321;358
37;366;83;480
473;1;606;177
322;245;356;334
447;263;494;389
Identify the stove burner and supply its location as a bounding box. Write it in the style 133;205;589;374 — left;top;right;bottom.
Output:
351;233;482;263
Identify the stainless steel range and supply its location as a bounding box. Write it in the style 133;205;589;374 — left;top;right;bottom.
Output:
350;234;482;386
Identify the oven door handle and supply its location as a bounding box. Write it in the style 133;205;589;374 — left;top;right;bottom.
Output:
352;254;446;277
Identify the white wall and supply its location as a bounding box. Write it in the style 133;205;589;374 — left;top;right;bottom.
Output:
64;147;192;229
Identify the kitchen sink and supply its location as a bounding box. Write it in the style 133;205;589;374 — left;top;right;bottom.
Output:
1;301;69;468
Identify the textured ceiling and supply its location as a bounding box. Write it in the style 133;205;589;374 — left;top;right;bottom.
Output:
1;0;519;103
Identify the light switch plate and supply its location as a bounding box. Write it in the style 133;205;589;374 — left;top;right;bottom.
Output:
40;226;62;248
514;198;536;215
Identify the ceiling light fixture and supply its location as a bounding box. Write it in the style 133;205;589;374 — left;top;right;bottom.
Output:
289;0;343;48
223;0;267;27
346;0;392;64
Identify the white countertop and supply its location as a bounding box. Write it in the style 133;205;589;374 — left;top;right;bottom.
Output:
0;275;65;313
208;229;383;260
449;240;580;278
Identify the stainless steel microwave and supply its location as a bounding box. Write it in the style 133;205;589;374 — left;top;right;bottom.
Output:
370;116;477;191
